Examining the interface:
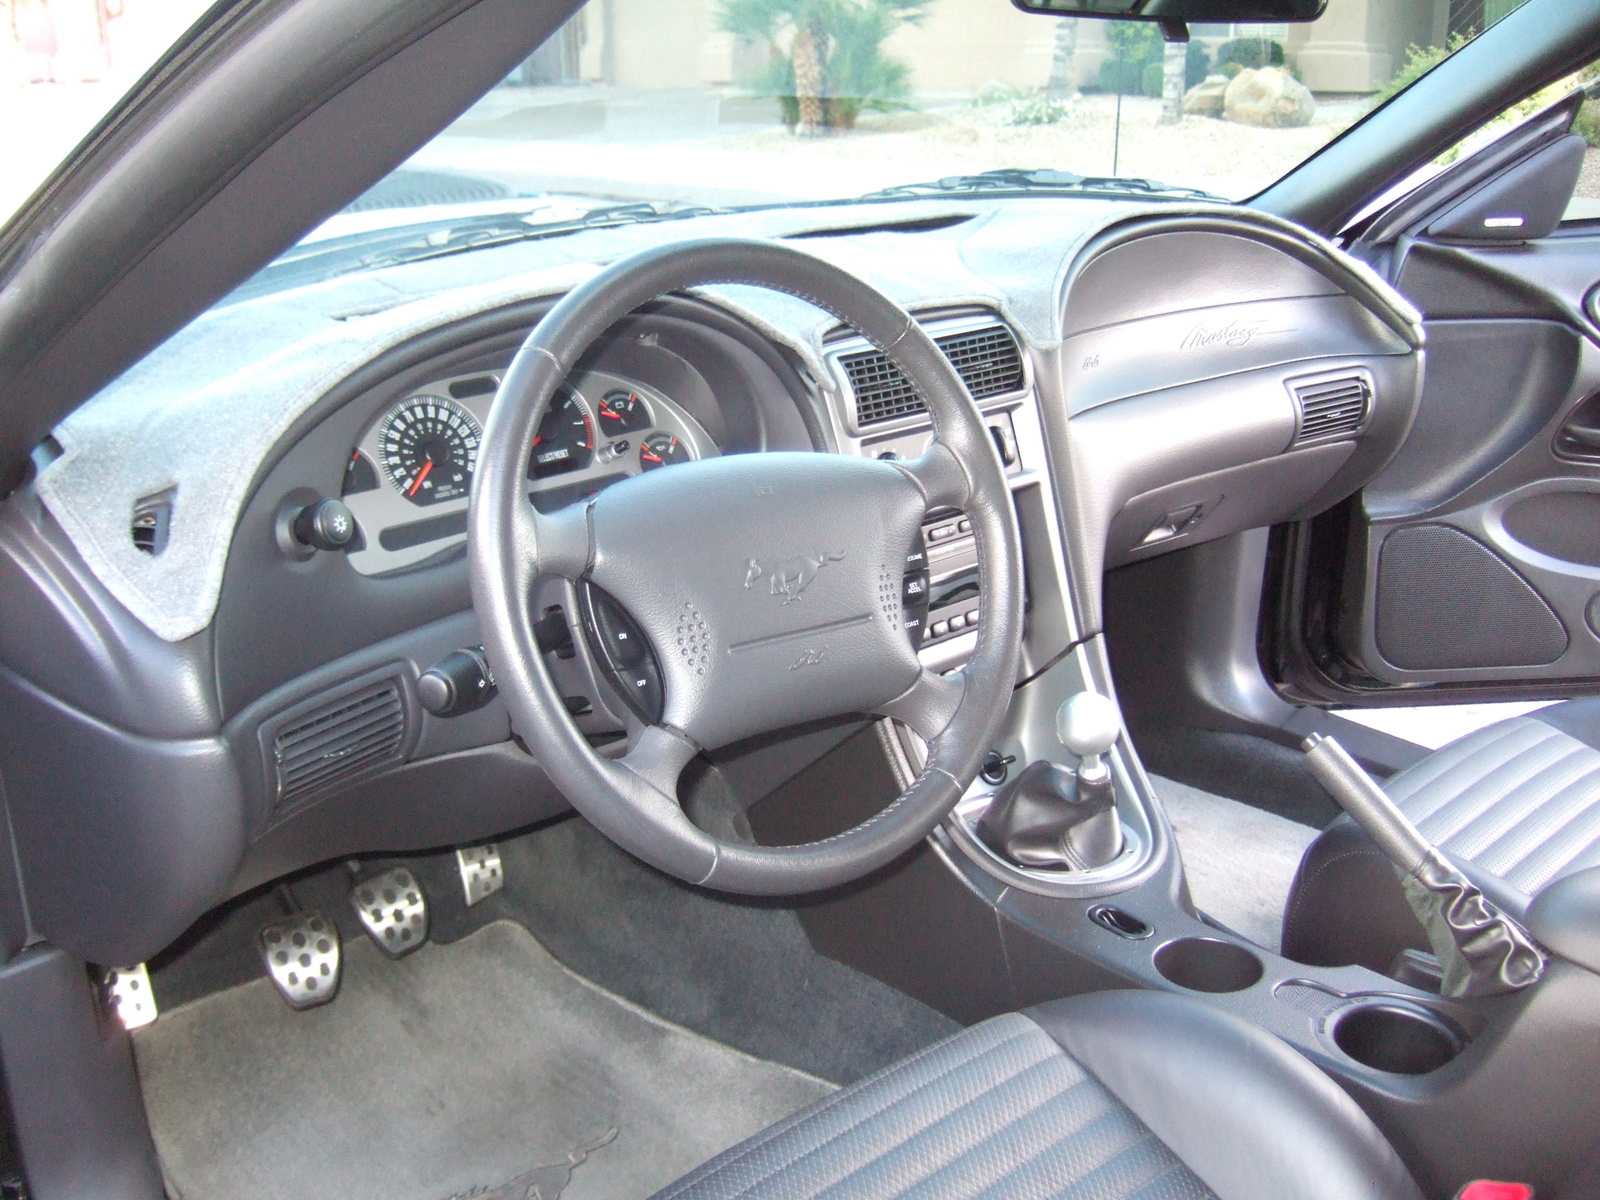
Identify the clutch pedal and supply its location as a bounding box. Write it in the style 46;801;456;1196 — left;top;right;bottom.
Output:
260;911;341;1009
350;867;428;956
456;843;504;907
103;963;158;1030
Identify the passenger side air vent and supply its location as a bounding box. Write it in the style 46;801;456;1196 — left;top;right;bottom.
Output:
841;322;1025;427
131;488;175;556
271;678;405;814
1290;373;1371;445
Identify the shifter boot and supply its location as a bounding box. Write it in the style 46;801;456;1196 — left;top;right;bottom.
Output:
976;759;1121;870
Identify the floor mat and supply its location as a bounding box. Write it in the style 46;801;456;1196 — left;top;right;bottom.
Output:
134;920;833;1200
1154;775;1321;954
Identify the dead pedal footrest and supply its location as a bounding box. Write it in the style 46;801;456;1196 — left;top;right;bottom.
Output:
350;867;428;956
260;912;341;1009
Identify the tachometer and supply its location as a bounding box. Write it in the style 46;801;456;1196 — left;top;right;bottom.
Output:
530;388;597;479
380;395;481;506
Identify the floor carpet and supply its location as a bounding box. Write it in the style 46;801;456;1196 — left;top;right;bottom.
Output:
1153;775;1321;954
134;920;833;1200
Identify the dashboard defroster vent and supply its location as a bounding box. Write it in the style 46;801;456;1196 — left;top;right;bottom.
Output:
271;678;405;814
842;323;1025;427
1290;374;1371;445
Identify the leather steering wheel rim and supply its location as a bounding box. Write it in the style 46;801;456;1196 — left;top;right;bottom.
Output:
469;237;1024;895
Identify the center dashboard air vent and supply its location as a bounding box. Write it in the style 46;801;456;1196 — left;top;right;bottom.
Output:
840;321;1025;427
1289;372;1372;445
266;675;406;819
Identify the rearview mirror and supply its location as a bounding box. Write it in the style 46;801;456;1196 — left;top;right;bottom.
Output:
1010;0;1326;22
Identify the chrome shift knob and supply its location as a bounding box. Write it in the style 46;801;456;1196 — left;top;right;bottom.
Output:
1056;692;1121;783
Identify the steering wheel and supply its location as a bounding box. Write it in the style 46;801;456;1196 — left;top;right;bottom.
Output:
468;238;1023;895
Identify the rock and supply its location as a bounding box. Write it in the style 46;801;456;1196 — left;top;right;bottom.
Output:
1182;74;1229;118
1223;67;1315;128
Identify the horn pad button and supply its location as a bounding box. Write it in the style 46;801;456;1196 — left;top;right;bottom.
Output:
584;451;928;749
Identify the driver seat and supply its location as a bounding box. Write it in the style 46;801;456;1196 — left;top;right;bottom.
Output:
651;989;1420;1200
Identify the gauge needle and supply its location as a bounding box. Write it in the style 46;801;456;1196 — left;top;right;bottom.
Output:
641;450;662;463
408;461;433;496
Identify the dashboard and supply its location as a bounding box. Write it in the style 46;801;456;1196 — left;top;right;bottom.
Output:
0;201;1426;965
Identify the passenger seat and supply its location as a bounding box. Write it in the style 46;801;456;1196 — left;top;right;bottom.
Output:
1282;699;1600;974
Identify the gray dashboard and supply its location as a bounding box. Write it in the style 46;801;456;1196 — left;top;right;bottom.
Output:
0;202;1425;965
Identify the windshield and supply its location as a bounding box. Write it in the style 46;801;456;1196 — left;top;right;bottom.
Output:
314;0;1519;240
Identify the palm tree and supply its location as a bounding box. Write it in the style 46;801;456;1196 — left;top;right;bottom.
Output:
717;0;931;136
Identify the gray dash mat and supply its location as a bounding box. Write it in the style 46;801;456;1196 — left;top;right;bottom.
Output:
134;920;834;1200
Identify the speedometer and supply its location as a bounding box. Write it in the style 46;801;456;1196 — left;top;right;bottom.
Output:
380;396;481;506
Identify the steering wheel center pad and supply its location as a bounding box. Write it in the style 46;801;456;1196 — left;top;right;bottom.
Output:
588;452;927;749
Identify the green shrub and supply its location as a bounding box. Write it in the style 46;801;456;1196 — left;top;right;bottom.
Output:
1141;60;1164;99
1004;92;1069;126
1372;33;1470;106
1575;99;1600;149
1186;41;1211;90
1221;61;1243;79
973;80;1027;107
1097;57;1145;95
1215;37;1285;72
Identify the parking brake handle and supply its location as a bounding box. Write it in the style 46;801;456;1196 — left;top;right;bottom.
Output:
1302;733;1545;998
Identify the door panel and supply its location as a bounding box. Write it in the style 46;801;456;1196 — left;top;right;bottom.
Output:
1273;95;1600;701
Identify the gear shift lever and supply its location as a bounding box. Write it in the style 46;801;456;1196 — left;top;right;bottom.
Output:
976;691;1123;870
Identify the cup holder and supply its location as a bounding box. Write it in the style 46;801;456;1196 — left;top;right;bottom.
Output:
1332;1003;1465;1076
1152;937;1264;993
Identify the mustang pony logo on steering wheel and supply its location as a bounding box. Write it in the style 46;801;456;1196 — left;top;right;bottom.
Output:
744;551;846;604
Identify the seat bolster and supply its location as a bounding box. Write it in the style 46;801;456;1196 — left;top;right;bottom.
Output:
1533;696;1600;751
1026;991;1423;1200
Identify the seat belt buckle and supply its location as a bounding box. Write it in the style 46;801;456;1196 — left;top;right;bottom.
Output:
1456;1182;1534;1200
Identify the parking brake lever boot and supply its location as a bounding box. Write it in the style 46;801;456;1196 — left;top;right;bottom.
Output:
977;692;1122;870
1303;733;1545;999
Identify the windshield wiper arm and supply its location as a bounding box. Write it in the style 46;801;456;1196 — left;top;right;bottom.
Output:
862;169;1223;202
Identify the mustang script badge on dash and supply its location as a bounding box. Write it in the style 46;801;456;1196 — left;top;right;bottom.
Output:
744;550;845;604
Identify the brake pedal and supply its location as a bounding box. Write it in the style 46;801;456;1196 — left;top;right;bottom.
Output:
261;912;341;1009
350;867;428;956
456;843;503;907
103;963;158;1030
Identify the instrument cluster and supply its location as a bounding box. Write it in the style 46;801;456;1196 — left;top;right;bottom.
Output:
341;368;716;576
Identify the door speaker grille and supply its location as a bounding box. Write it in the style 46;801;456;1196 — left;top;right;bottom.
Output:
272;679;405;813
1290;374;1370;444
842;323;1024;426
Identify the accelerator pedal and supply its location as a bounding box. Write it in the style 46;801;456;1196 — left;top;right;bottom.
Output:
456;844;504;907
350;867;428;957
103;963;157;1030
260;912;341;1009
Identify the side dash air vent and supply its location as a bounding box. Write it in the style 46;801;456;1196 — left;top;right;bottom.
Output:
131;489;175;556
841;323;1025;427
1290;374;1371;445
271;679;405;814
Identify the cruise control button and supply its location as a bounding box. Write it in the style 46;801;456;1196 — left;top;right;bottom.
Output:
902;572;929;603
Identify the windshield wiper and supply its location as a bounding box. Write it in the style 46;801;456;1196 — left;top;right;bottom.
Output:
862;169;1223;203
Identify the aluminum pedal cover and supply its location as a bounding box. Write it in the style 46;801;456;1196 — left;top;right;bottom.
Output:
260;912;341;1009
103;964;157;1030
456;844;504;907
350;867;428;957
